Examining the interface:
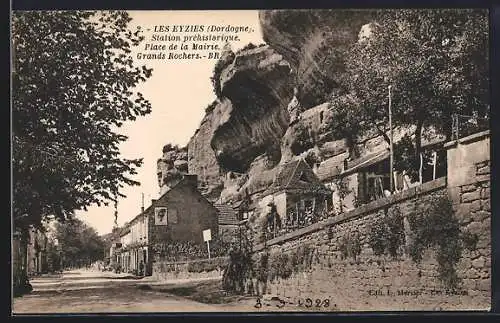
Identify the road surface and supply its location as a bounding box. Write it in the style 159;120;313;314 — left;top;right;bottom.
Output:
12;269;231;313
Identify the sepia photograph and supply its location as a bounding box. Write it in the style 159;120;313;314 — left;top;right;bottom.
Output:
11;8;491;313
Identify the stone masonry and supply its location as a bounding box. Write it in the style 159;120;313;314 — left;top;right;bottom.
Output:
245;131;491;311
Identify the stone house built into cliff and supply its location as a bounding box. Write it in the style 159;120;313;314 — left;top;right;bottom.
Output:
116;174;219;276
315;138;448;213
260;158;331;231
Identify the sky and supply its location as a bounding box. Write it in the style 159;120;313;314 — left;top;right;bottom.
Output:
76;10;264;235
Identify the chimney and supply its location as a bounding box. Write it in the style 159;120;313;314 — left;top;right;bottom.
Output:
141;193;145;213
184;174;198;188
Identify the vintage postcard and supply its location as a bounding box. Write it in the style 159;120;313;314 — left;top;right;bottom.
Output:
11;9;491;313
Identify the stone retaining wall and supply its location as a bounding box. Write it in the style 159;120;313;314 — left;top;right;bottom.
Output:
152;256;228;281
245;131;490;311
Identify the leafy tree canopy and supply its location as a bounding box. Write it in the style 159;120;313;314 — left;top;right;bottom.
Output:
12;11;153;230
325;9;488;162
53;217;106;268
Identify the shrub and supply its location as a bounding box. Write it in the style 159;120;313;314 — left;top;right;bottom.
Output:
407;194;465;289
205;100;218;113
368;206;405;258
187;257;227;273
210;47;235;99
268;251;293;282
339;233;361;261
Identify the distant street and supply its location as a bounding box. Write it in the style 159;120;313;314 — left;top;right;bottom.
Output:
12;269;328;313
12;270;230;313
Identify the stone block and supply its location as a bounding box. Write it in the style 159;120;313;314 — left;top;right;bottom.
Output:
455;204;472;223
475;210;490;222
480;187;490;199
476;165;490;176
476;279;491;292
480;181;490;188
470;200;482;213
483;199;490;212
480;271;490;279
447;187;461;204
461;191;480;203
471;257;485;269
461;184;477;193
466;221;482;234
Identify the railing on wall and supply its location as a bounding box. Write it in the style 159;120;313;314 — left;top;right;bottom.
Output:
452;113;489;141
263;207;332;241
262;176;448;242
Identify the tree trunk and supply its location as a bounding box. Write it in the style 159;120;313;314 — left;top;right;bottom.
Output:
14;226;32;297
415;119;424;165
443;112;453;142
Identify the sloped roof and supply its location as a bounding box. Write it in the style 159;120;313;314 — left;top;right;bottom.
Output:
263;158;330;196
344;149;390;175
214;204;240;225
316;136;447;182
315;153;346;181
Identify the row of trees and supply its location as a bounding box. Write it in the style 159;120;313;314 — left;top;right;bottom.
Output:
53;218;107;269
323;9;488;177
12;10;153;293
40;217;107;273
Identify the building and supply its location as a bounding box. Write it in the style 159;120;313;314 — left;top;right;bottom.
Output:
12;225;49;290
102;227;123;270
259;158;331;230
116;174;219;275
315;137;447;213
26;226;48;276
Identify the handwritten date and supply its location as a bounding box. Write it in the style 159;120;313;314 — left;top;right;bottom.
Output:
254;297;331;309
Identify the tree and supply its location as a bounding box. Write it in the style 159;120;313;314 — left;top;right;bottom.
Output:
326;9;488;172
210;43;234;99
53;217;106;268
12;10;152;228
12;11;152;291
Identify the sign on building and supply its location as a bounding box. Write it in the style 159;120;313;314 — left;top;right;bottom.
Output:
155;207;168;225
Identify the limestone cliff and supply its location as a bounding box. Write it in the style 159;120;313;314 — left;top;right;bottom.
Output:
157;144;188;189
158;10;397;206
258;9;379;109
211;45;294;173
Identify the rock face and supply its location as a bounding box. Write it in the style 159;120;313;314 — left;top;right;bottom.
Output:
187;104;225;200
158;10;395;207
157;144;188;189
211;45;294;173
258;9;379;109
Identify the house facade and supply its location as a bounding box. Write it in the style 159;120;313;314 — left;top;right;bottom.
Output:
259;158;332;230
115;174;219;275
315;138;447;213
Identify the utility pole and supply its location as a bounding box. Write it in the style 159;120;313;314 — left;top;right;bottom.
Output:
388;85;394;193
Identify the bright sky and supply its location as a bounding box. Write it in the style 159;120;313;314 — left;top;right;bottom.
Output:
76;10;264;235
